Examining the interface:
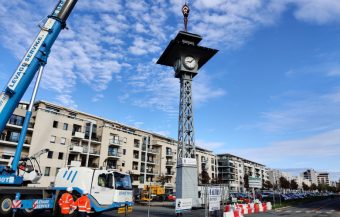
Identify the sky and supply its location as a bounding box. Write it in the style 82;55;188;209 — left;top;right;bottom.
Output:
1;0;340;180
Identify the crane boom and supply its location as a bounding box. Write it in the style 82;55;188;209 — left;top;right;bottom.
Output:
0;0;77;134
0;0;78;186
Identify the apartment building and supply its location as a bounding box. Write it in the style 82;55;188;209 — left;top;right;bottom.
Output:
217;153;268;192
196;146;217;184
301;169;318;185
268;169;315;189
317;172;330;186
0;101;217;193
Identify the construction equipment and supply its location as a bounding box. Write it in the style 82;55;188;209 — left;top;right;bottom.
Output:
0;1;134;216
141;185;166;201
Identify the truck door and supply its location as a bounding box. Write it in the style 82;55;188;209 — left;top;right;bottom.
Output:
91;171;115;205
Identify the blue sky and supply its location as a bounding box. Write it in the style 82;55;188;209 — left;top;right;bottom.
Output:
1;0;340;180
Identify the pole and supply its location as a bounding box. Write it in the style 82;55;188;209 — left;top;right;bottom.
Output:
148;183;151;217
272;173;276;209
11;66;44;170
85;121;93;167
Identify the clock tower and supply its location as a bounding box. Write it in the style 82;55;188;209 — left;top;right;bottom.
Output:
157;4;218;208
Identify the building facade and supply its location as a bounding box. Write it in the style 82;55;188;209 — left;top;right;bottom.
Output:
0;101;218;193
317;172;330;186
217;153;268;192
301;169;318;185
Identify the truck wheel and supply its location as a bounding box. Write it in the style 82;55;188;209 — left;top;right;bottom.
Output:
0;195;13;217
21;195;43;216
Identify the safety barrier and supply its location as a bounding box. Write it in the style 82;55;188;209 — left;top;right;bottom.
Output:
223;202;272;217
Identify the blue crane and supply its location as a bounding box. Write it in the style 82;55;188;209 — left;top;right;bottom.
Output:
0;0;78;185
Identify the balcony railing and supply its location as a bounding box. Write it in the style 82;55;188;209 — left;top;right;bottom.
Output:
166;161;176;166
72;131;85;139
109;139;121;146
166;152;174;157
83;147;100;155
165;171;175;176
108;151;122;158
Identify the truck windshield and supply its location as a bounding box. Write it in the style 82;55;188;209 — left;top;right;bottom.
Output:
114;172;132;190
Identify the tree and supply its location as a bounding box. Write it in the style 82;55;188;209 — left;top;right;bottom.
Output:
199;169;211;184
302;182;309;191
279;177;290;190
310;183;317;191
244;174;249;190
262;180;273;190
290;180;298;190
317;184;328;192
156;174;167;186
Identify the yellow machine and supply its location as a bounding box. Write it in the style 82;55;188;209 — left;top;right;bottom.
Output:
141;185;165;201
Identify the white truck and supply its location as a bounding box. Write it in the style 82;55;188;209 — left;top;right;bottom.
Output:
0;167;133;217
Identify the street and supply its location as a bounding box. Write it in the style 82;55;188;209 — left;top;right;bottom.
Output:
101;197;340;217
14;197;340;217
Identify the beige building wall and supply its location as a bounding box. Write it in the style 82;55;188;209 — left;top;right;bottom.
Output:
0;101;225;192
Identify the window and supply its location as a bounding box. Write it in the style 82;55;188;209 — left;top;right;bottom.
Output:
53;121;58;128
123;149;126;155
55;167;60;176
44;167;51;176
47;151;53;159
122;161;125;167
98;173;113;188
9;132;20;142
58;152;64;160
60;137;66;145
50;135;56;143
9;115;24;126
63;123;68;131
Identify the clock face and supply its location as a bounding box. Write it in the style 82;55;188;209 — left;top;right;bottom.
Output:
183;56;197;70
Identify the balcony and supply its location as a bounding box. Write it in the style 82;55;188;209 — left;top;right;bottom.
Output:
166;161;176;166
68;160;81;167
107;151;122;158
166;152;174;157
0;135;31;147
165;171;175;176
132;180;140;185
148;149;158;155
82;147;100;155
164;183;174;188
72;131;85;139
69;145;83;153
147;160;158;165
109;139;121;146
146;169;158;175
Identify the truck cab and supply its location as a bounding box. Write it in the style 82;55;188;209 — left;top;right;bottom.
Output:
54;167;133;213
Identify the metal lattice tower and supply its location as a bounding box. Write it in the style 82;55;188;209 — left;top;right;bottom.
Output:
178;73;196;159
156;4;218;206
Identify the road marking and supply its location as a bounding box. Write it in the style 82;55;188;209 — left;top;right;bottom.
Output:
295;210;302;213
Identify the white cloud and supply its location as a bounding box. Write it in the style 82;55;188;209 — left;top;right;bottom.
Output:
1;0;339;113
291;0;340;24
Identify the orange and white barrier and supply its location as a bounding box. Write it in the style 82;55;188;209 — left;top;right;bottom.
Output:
224;201;270;217
241;204;248;215
246;203;253;214
266;202;272;210
223;204;235;217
